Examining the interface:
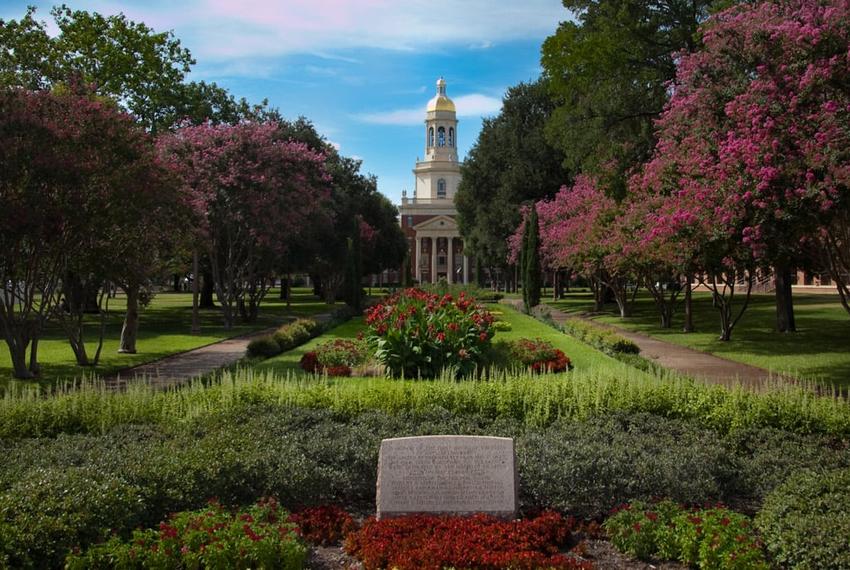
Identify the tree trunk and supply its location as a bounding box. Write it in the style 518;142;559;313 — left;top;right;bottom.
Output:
683;278;694;333
774;264;797;333
118;284;139;353
5;335;32;379
173;273;180;292
28;336;40;376
200;268;215;308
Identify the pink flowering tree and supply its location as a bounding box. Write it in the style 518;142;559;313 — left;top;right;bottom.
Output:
0;88;179;377
159;122;331;328
513;176;638;316
644;0;850;335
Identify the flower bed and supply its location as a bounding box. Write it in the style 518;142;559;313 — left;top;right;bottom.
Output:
365;288;495;378
288;505;356;546
604;500;768;569
300;338;370;377
66;498;307;569
344;511;590;570
509;338;572;373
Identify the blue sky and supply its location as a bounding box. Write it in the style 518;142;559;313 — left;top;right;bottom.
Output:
1;0;570;204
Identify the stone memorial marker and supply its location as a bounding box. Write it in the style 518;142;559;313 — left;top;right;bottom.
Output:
376;435;518;519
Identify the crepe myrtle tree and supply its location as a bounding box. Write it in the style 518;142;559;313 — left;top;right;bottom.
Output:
0;88;179;377
159;121;331;329
644;0;850;330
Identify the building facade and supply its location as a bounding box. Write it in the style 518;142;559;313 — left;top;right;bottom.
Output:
399;78;469;284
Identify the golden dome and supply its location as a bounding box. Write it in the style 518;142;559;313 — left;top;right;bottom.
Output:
426;77;455;112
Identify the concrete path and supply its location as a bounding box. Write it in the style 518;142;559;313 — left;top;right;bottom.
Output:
504;299;786;390
105;311;336;390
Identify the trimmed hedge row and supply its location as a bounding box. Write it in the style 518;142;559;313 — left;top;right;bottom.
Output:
246;305;355;359
1;407;847;567
531;305;640;355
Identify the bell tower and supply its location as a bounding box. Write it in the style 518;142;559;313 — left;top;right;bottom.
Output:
414;77;461;202
424;77;458;163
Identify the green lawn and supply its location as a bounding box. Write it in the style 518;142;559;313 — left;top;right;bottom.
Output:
0;288;333;386
256;303;641;378
549;290;850;387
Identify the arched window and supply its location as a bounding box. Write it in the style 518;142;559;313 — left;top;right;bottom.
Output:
437;126;446;147
428;127;434;147
448;127;454;147
437;178;447;198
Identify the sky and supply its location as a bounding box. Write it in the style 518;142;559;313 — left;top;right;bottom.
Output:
1;0;570;204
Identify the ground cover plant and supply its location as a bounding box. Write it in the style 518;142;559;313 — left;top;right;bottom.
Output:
0;289;330;387
299;338;371;376
65;498;307;570
604;500;768;569
344;511;590;570
504;338;572;373
550;291;850;388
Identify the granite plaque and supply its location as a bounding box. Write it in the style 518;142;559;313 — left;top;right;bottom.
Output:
376;435;518;519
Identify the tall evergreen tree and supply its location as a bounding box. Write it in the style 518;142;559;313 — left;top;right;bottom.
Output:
521;217;530;309
525;205;542;311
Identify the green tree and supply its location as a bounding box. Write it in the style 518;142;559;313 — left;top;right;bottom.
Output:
0;5;195;133
524;205;542;311
541;0;714;198
455;79;568;274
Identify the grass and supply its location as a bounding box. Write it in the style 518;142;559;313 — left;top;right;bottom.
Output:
548;290;850;388
0;288;333;387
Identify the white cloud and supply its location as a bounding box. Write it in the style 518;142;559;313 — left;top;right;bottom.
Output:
66;0;567;64
356;92;503;126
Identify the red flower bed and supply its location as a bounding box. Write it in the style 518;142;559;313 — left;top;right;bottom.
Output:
288;505;357;546
510;338;572;373
344;512;591;570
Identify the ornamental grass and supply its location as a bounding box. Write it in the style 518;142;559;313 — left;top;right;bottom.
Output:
0;365;847;439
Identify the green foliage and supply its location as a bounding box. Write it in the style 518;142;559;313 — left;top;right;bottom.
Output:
246;336;283;359
455;79;569;267
313;339;370;369
492;320;513;332
524;205;542;310
272;322;313;352
2;361;850;439
755;468;850;570
0;466;145;568
66;498;307;570
604;500;768;569
541;0;712;197
0;407;846;567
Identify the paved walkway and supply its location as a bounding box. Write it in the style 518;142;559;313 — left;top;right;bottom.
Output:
105;311;336;390
504;300;787;390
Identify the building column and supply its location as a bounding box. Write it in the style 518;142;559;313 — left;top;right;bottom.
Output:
463;255;469;285
431;237;438;284
415;236;422;283
447;237;454;284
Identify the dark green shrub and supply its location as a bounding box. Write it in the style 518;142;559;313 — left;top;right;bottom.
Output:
518;413;739;518
246;335;282;358
755;468;850;569
291;318;322;337
560;317;640;355
273;322;312;351
0;467;145;568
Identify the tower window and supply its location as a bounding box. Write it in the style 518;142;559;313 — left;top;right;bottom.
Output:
438;126;446;147
448;127;454;147
437;179;446;199
428;127;434;148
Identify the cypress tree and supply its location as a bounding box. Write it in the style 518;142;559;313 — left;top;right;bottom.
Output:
344;221;363;314
524;205;542;311
520;213;530;309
